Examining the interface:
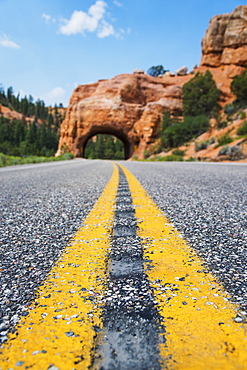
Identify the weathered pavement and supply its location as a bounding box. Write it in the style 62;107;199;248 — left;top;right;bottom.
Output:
0;160;247;369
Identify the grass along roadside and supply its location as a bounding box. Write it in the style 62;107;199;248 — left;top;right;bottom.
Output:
0;152;74;168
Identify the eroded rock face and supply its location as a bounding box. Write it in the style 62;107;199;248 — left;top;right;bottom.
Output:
57;74;187;159
0;105;24;121
201;5;247;69
58;6;247;159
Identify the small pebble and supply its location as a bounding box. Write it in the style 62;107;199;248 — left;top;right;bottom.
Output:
234;317;243;323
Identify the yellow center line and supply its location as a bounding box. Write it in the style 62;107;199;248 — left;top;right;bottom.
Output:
0;163;119;370
120;164;247;370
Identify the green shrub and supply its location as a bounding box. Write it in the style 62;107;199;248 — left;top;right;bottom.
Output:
58;152;75;160
216;133;233;147
219;145;241;157
224;104;237;115
8;156;21;165
185;157;197;162
172;149;185;156
231;68;247;102
60;143;71;154
144;149;150;158
182;70;220;117
195;140;209;152
0;153;74;167
219;145;230;156
0;153;7;166
217;121;227;129
158;154;183;162
237;121;247;136
162;115;210;148
239;111;246;120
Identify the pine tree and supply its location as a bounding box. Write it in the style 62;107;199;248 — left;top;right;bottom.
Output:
182;70;220;117
231;68;247;103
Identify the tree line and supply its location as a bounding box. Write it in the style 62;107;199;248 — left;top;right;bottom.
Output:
85;134;125;160
0;85;65;157
0;85;64;119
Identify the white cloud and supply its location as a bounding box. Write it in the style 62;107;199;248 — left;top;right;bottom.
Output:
42;13;56;23
59;0;115;38
97;20;115;38
42;87;66;106
113;1;122;7
115;27;131;39
48;87;66;99
0;33;20;49
42;13;51;22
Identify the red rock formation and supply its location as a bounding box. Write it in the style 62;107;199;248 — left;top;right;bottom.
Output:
200;5;247;74
0;104;24;121
196;5;247;106
57;5;247;159
57;74;190;159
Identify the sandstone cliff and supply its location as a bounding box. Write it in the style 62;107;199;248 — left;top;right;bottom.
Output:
200;5;247;73
58;74;191;159
57;5;247;160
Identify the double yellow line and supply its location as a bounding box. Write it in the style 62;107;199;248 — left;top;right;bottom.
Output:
1;163;247;369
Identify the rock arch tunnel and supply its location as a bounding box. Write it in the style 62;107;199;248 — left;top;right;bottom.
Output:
56;73;184;160
82;128;134;160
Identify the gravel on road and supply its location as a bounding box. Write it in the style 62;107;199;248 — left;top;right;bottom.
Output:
0;159;113;341
122;161;247;312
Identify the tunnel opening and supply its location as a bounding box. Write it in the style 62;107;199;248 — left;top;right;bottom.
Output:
82;129;133;160
84;134;126;160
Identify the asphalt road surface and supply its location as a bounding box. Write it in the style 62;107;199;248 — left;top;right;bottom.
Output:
0;159;246;369
123;161;247;308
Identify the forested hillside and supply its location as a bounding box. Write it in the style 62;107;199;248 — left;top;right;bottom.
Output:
0;85;64;157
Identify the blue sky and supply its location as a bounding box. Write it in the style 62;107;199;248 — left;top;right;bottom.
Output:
0;0;242;107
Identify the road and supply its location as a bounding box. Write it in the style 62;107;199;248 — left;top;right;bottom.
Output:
0;159;247;369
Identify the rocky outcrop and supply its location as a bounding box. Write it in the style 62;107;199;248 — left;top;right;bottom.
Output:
195;5;247;103
200;5;247;71
133;69;145;75
0;104;24;121
163;71;175;77
57;74;190;159
176;66;188;76
57;6;247;160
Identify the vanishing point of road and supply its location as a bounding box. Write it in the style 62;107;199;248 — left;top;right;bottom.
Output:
0;159;247;369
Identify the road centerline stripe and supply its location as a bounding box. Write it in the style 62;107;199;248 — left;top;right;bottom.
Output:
120;164;247;370
0;164;119;370
92;166;163;369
